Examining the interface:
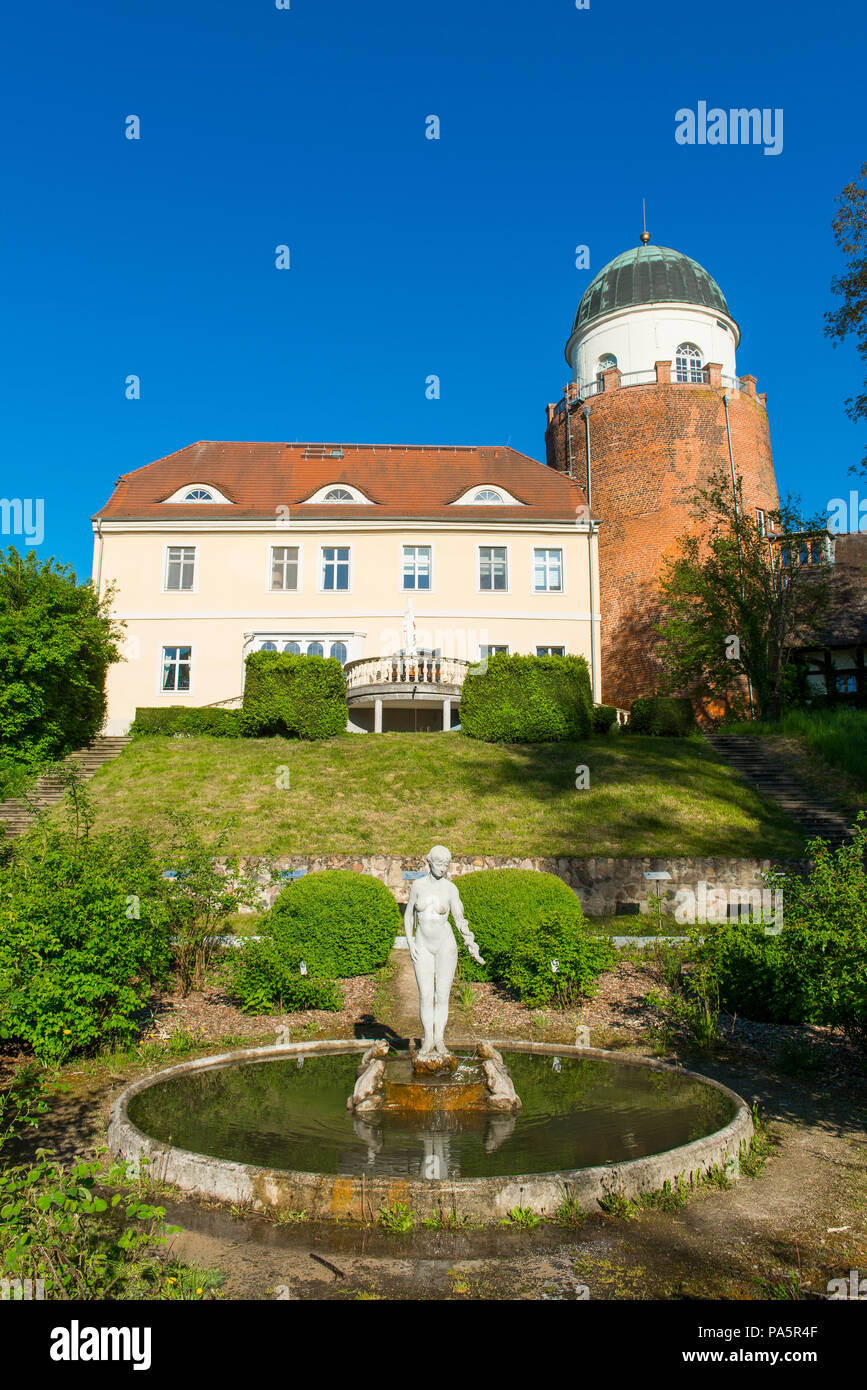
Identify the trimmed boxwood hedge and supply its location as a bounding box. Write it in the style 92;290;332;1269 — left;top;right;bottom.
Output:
628;695;696;737
131;706;241;737
459;653;592;743
592;704;618;734
266;870;401;977
240;650;347;740
453;868;586;982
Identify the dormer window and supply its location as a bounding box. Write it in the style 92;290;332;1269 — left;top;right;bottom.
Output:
163;482;232;505
473;489;504;504
452;483;524;506
302;483;373;505
185;488;213;501
323;488;354;502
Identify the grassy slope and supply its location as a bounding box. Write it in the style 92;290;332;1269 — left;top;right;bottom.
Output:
77;732;804;859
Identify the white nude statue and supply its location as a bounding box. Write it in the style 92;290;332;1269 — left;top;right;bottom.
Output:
404;845;484;1066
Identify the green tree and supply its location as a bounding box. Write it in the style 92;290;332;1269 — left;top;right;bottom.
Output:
655;470;831;721
0;547;123;782
824;161;867;474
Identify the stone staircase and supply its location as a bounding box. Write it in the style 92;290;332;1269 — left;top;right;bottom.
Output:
707;733;854;850
0;736;130;840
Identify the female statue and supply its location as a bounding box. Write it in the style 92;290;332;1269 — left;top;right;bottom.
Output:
404;845;484;1063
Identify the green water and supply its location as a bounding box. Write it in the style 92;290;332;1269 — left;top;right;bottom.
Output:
128;1051;735;1180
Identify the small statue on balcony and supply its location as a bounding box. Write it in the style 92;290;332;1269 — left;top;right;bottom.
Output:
404;845;484;1070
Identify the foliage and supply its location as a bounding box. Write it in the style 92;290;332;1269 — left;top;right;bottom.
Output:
0;547;123;794
155;814;262;996
377;1201;416;1233
0;1065;48;1155
265;870;400;978
694;817;867;1048
500;1206;540;1228
454;869;587;983
459;653;592;743
824;160;867;473
131;706;241;737
655;470;832;721
592;704;618;734
225;937;343;1015
240;650;347;740
503;909;616;1008
647;949;721;1050
0;778;172;1064
628;695;696;737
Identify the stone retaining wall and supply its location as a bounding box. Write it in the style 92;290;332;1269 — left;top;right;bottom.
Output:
234;852;806;918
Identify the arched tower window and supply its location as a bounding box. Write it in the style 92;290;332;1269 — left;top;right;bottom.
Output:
675;343;703;383
596;354;617;390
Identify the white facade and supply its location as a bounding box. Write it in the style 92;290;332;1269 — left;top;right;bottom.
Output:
568;302;739;392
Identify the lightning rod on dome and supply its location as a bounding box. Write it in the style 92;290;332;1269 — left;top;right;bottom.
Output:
640;199;650;245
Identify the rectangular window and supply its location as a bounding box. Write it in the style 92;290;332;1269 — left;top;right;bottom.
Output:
270;545;299;591
165;546;196;591
161;645;191;692
321;546;350;591
479;546;507;591
536;645;565;657
402;545;431;591
836;673;857;694
533;547;563;592
755;508;766;536
480;644;509;658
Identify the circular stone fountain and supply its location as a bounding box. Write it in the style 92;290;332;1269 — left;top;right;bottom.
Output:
108;1040;753;1221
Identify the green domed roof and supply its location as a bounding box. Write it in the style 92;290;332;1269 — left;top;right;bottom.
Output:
572;244;730;336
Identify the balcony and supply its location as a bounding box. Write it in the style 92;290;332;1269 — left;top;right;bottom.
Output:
344;651;471;732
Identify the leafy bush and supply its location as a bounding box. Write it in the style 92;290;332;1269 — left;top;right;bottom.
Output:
131;706;241;737
592;704;618;734
628;695;696;737
696;816;867;1047
453;868;586;983
504;909;616;1007
0;783;172;1063
240;650;347;740
267;870;400;976
0;546;123;792
226;938;343;1015
459;653;592;743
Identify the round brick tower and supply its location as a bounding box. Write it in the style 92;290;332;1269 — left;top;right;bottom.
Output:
544;237;780;711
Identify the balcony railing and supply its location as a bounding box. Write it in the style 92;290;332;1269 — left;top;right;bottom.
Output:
344;652;471;693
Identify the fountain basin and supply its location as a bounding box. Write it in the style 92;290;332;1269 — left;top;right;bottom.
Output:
108;1040;753;1221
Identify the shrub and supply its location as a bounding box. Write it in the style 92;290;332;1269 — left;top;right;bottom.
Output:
226;938;343;1015
592;704;618;734
453;868;586;983
628;695;696;737
504;909;616;1007
131;706;241;737
696;816;867;1048
265;870;401;977
0;782;172;1063
459;653;592;743
240;650;347;740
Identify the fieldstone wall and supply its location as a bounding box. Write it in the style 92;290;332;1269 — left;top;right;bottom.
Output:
234;852;807;919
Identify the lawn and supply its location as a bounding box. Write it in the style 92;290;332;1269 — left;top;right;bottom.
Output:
74;732;805;859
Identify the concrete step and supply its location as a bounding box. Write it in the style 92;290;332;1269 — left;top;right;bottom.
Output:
0;737;131;840
707;733;854;848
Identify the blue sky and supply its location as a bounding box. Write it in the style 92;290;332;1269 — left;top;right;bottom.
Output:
1;0;864;580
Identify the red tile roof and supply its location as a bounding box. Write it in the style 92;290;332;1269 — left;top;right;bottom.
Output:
93;441;593;523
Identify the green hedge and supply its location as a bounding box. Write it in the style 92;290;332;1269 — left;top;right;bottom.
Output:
629;695;696;737
266;870;401;977
131;706;241;737
459;654;592;743
240;650;347;740
454;868;586;982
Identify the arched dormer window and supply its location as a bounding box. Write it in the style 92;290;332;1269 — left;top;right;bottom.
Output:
323;488;354;502
163;481;232;505
184;488;213;501
473;489;504;504
302;483;373;504
675;343;703;383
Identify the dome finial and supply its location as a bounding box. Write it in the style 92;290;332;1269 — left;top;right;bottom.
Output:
640;197;650;244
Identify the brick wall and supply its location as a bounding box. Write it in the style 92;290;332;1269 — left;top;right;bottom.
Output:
545;377;779;709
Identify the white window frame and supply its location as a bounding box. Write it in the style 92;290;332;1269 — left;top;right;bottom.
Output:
159;644;193;696
476;543;510;594
479;644;510;659
268;543;302;593
675;342;704;383
318;544;352;593
532;546;565;593
755;508;766;537
401;543;433;593
535;645;566;657
162;544;198;594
